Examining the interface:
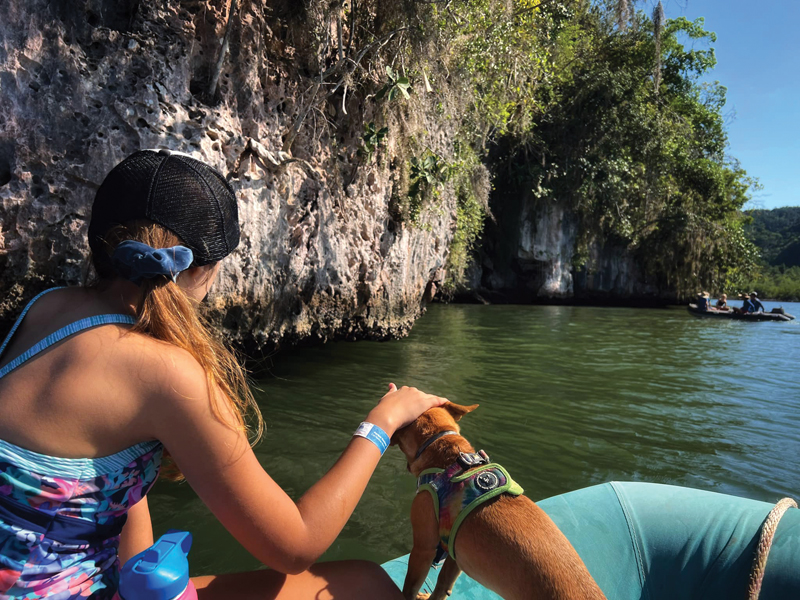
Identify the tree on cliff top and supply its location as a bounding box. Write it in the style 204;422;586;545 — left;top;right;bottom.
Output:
494;1;760;297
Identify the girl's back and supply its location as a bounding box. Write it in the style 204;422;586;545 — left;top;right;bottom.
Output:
0;149;444;600
0;286;176;460
0;286;172;598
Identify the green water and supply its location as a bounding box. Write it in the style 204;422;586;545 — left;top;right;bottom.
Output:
149;302;800;575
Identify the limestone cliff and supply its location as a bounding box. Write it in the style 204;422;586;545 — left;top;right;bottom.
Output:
472;193;667;305
0;0;468;348
1;0;673;352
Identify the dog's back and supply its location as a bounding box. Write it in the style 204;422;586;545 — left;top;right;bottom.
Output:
455;494;607;600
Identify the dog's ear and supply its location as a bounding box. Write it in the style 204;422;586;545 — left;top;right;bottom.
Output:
443;402;479;421
390;424;409;448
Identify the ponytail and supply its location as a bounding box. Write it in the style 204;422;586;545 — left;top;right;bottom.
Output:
90;222;264;480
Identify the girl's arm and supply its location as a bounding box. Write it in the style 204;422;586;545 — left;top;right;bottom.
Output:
148;351;445;575
118;496;154;565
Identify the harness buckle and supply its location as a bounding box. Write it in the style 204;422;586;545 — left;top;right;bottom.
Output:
457;451;489;469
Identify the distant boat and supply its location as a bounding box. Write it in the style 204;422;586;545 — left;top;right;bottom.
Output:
687;304;795;321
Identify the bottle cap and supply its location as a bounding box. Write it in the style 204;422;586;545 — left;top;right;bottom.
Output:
119;530;193;600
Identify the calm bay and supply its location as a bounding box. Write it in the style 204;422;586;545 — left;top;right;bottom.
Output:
149;301;800;575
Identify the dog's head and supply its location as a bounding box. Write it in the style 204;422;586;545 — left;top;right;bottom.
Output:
392;402;479;471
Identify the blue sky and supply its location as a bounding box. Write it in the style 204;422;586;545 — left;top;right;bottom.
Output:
657;0;800;209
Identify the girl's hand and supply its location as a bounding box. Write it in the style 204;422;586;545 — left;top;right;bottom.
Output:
366;383;448;436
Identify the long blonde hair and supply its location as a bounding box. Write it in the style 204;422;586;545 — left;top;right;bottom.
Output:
91;221;264;479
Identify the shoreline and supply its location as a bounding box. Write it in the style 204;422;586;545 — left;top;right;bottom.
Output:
445;290;799;308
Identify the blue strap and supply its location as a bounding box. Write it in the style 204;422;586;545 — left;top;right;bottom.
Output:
417;470;444;490
0;437;161;479
0;287;63;360
414;430;459;460
0;291;136;380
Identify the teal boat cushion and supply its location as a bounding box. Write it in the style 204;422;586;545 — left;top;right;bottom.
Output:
540;482;800;600
383;482;800;600
536;481;642;599
382;555;503;600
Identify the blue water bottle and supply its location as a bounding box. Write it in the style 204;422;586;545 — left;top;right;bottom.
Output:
114;531;198;600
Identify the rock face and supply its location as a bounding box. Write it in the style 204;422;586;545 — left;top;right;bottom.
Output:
0;0;463;349
0;0;669;350
474;193;665;305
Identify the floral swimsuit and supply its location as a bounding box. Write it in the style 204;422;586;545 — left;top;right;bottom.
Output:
0;289;163;599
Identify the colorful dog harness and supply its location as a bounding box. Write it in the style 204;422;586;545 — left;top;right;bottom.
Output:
416;450;523;562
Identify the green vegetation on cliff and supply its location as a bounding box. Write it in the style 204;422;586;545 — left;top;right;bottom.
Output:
488;2;758;297
278;0;759;299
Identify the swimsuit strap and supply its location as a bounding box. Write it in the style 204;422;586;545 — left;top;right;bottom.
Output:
0;289;137;380
0;287;63;359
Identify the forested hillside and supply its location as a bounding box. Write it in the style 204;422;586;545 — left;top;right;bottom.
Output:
745;208;800;266
476;2;759;302
741;207;800;300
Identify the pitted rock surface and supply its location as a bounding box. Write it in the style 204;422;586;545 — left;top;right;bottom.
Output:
0;0;460;349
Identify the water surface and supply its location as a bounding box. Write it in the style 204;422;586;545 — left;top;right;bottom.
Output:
149;302;800;575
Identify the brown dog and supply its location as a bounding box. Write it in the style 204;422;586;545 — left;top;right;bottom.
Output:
392;402;606;600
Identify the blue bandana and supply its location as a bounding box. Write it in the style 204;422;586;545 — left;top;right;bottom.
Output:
111;240;194;285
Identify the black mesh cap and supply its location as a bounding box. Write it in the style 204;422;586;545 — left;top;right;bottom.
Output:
89;149;240;266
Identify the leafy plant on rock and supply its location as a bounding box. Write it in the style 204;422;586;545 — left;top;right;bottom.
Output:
359;122;389;162
409;152;448;199
375;66;411;102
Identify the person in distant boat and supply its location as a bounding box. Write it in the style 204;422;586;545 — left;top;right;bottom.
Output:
715;293;728;310
735;293;753;314
695;291;711;311
748;291;766;313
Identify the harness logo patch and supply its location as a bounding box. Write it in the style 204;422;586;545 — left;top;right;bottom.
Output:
475;471;499;491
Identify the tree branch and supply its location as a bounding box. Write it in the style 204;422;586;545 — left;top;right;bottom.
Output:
283;26;408;152
207;0;239;101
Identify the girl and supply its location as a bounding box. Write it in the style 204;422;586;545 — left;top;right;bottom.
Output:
0;149;446;599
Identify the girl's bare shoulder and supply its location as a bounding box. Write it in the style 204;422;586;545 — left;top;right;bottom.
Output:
117;331;209;401
17;287;212;409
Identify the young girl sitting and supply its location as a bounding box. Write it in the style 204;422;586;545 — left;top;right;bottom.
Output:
0;149;446;599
